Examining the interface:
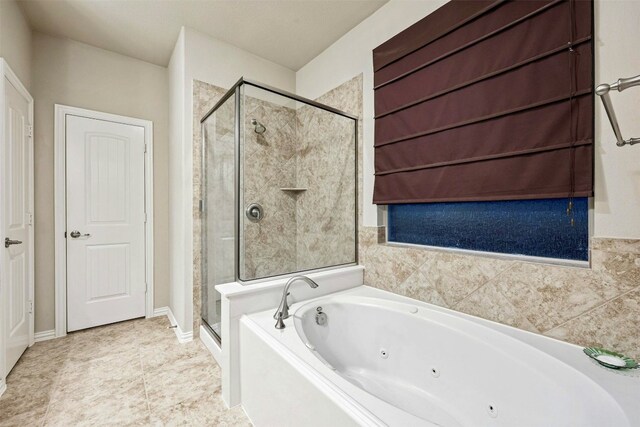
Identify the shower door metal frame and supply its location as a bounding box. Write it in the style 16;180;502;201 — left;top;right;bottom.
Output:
200;120;217;340
200;85;239;342
200;77;359;288
201;78;359;125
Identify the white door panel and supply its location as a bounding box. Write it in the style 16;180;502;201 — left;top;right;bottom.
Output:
66;115;146;332
3;77;31;374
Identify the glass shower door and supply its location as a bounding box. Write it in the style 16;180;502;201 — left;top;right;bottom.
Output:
201;92;236;341
239;83;357;281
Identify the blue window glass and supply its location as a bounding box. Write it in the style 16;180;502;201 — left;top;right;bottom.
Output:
387;198;589;261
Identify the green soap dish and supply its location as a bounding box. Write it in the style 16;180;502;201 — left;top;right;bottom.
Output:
583;347;638;370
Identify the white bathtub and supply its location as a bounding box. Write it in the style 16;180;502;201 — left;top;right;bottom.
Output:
239;286;640;426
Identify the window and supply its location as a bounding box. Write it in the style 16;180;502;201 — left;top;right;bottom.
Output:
373;0;594;262
387;198;589;261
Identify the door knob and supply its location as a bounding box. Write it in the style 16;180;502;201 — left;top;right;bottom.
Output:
69;230;91;238
4;238;23;248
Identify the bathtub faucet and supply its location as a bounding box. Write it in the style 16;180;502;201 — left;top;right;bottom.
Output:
274;276;319;329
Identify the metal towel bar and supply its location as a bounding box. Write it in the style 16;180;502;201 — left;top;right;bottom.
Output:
596;74;640;147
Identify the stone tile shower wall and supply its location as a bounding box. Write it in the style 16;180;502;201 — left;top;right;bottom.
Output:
193;80;358;335
242;94;357;278
321;74;640;360
193;81;299;334
295;100;356;271
241;97;298;280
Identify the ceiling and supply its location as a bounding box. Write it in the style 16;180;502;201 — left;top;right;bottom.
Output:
18;0;389;70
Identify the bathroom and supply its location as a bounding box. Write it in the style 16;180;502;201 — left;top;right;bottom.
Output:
0;0;639;425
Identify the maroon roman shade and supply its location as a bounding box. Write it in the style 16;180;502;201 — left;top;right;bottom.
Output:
373;0;594;204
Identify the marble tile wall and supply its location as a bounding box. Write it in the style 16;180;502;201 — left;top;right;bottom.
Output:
295;82;358;271
360;228;640;358
240;95;298;280
322;74;640;360
194;78;360;330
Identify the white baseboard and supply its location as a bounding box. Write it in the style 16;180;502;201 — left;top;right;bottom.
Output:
152;306;169;317
167;308;193;343
34;330;56;342
0;378;6;397
200;325;222;367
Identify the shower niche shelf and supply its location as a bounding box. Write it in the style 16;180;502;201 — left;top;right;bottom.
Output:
280;187;308;192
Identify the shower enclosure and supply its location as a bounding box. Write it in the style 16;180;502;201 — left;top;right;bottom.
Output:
200;79;357;342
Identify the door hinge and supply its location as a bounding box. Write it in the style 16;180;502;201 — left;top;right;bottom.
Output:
28;301;33;314
144;143;148;153
28;213;33;226
144;212;148;223
199;199;205;212
26;125;33;138
64;231;67;238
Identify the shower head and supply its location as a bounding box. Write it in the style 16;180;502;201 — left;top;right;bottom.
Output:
251;119;266;134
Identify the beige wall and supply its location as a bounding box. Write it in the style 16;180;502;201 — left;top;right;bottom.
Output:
0;0;32;89
593;0;640;238
32;32;170;332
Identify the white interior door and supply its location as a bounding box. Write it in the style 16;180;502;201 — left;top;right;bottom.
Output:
3;76;32;374
66;115;146;332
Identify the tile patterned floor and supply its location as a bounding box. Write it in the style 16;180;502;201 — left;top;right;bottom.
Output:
0;316;250;426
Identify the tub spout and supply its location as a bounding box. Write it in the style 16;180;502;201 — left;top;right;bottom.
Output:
273;275;319;329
